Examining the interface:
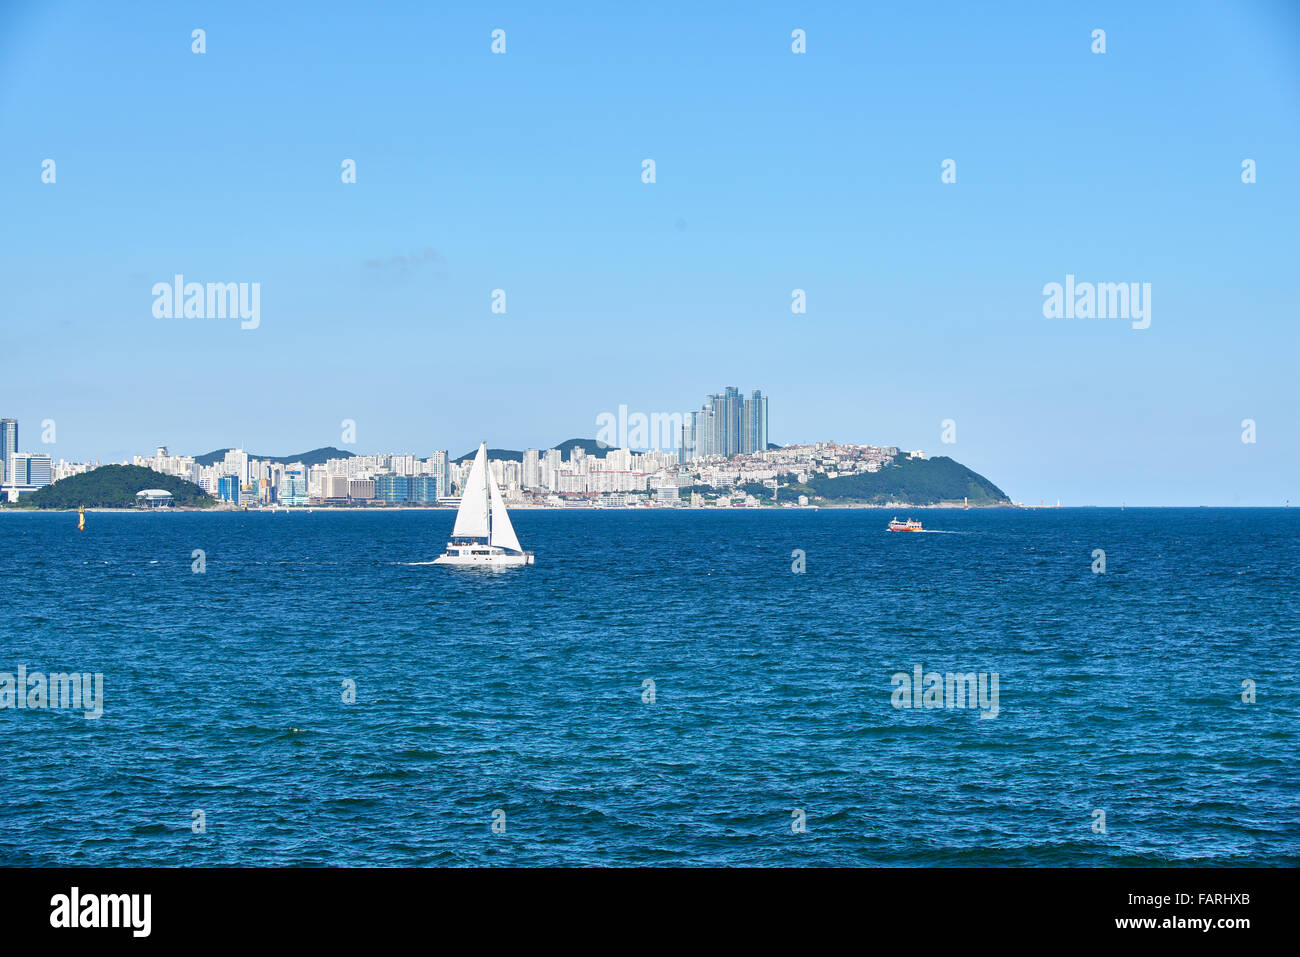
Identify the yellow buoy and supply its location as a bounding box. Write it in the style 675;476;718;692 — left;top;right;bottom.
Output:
78;506;85;531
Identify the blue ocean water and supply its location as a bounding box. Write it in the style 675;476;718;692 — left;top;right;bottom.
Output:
0;508;1295;867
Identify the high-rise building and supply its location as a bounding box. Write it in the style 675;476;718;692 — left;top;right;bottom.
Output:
602;448;632;471
523;449;540;488
542;448;562;490
680;388;768;462
217;475;240;502
224;449;250;486
278;470;309;506
743;389;768;453
0;418;17;484
722;386;741;456
427;451;449;499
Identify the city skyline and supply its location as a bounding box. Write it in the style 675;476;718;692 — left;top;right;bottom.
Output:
2;424;954;510
0;398;1294;507
5;395;1008;509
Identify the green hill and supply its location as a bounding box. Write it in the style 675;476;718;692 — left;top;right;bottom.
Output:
803;455;1010;506
7;465;216;509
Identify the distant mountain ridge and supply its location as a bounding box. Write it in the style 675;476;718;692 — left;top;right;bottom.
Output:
192;439;640;467
453;437;613;464
193;447;357;467
193;439;623;467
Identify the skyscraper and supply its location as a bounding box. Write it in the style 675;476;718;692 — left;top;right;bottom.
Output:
723;386;742;456
542;447;562;489
0;418;16;484
428;450;450;498
680;388;768;462
744;389;768;453
224;449;250;487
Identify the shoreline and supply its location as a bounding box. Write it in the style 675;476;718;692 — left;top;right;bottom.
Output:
2;503;1004;513
0;505;943;514
0;503;1288;514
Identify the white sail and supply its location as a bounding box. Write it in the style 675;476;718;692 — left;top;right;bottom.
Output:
488;465;522;553
451;443;490;539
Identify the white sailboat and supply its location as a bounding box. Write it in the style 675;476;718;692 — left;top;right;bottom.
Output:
433;442;534;567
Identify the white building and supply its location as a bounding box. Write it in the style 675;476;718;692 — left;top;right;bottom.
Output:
223;449;250;486
6;452;53;488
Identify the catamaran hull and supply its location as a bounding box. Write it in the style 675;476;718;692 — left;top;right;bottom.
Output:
433;547;534;567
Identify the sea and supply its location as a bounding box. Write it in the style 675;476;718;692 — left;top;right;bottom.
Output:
1;508;1296;867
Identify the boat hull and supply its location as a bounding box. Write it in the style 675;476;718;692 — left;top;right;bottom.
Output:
433;544;534;567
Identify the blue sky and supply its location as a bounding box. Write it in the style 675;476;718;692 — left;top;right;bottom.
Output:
1;0;1296;504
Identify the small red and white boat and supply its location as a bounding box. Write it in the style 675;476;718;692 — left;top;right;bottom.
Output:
888;517;923;532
